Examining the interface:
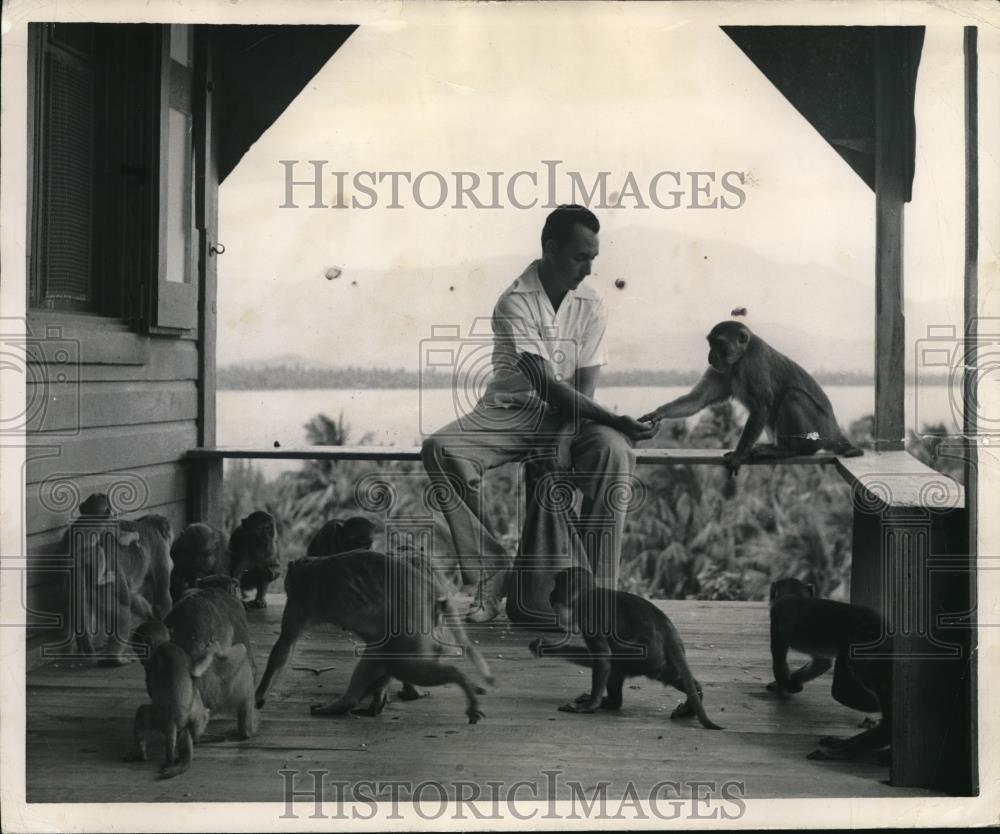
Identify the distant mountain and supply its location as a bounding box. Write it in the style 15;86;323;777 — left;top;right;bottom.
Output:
217;362;884;390
249;354;336;369
217;224;951;377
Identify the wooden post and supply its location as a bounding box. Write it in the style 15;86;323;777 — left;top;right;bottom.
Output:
190;457;224;529
195;26;218;456
860;30;978;793
873;29;908;452
961;23;980;795
891;506;974;792
190;27;222;529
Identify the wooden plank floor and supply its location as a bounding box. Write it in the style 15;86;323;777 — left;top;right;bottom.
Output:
25;598;932;802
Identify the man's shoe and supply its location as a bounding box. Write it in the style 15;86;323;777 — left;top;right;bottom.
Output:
466;593;502;623
465;567;509;623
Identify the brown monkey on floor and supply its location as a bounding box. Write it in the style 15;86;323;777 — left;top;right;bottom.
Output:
169;523;227;602
306;516;376;557
639;321;862;474
529;567;722;730
255;551;493;723
126;587;257;778
65;493;173;664
170;513;281;608
229;511;281;608
306;516;426;702
192;574;241;598
767;578;891;761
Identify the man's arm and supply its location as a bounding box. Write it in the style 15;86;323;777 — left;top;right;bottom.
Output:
574;365;600;399
517;353;654;442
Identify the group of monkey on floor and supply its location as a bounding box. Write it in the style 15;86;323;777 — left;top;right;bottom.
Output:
60;321;887;779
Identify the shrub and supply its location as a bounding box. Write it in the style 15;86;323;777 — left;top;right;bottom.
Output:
220;406;949;602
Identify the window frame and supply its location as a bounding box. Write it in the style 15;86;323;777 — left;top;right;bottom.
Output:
151;24;199;333
26;23;202;340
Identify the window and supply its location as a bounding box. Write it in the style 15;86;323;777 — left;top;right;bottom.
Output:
28;23;200;332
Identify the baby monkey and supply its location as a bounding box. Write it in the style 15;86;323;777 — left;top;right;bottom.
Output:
530;567;722;730
768;578;891;761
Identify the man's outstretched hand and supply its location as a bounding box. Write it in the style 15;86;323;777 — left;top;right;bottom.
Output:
616;415;657;443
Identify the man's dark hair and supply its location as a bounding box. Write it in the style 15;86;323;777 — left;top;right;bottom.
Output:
541;204;600;249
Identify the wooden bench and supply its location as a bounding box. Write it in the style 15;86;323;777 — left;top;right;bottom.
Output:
185;444;972;792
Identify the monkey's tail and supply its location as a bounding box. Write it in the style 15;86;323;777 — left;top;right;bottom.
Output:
442;600;495;685
670;644;723;730
466;642;495;686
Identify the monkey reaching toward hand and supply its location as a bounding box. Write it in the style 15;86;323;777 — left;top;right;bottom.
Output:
640;321;862;474
529;567;722;730
768;578;891;761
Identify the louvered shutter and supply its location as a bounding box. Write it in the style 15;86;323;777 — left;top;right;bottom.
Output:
32;25;95;311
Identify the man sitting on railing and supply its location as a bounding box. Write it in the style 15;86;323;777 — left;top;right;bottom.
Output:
421;205;655;623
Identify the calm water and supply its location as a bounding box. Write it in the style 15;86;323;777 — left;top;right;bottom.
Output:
217;385;958;475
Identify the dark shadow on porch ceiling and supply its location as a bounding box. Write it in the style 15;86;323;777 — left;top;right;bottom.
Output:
212;23;359;182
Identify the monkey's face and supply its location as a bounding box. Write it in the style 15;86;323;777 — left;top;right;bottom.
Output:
337;517;376;552
195;544;220;574
78;492;111;518
173;524;225;574
554;603;577;634
707;335;741;371
133;621;171;665
230;514;280;582
707;323;751;371
550;567;592;632
543;224;599;292
548;593;577;634
707;336;725;371
549;577;571;632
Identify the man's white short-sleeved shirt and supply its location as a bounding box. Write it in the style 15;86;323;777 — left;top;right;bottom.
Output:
481;260;607;408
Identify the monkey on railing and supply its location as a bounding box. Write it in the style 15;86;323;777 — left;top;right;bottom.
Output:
640;321;862;475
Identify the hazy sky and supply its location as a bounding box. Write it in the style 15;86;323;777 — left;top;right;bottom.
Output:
217;14;971;377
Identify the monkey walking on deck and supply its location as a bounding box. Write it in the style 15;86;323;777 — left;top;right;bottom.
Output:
529;567;722;730
639;321;862;475
303;516;425;702
306;516;376;558
255;551;494;724
767;578;891;761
